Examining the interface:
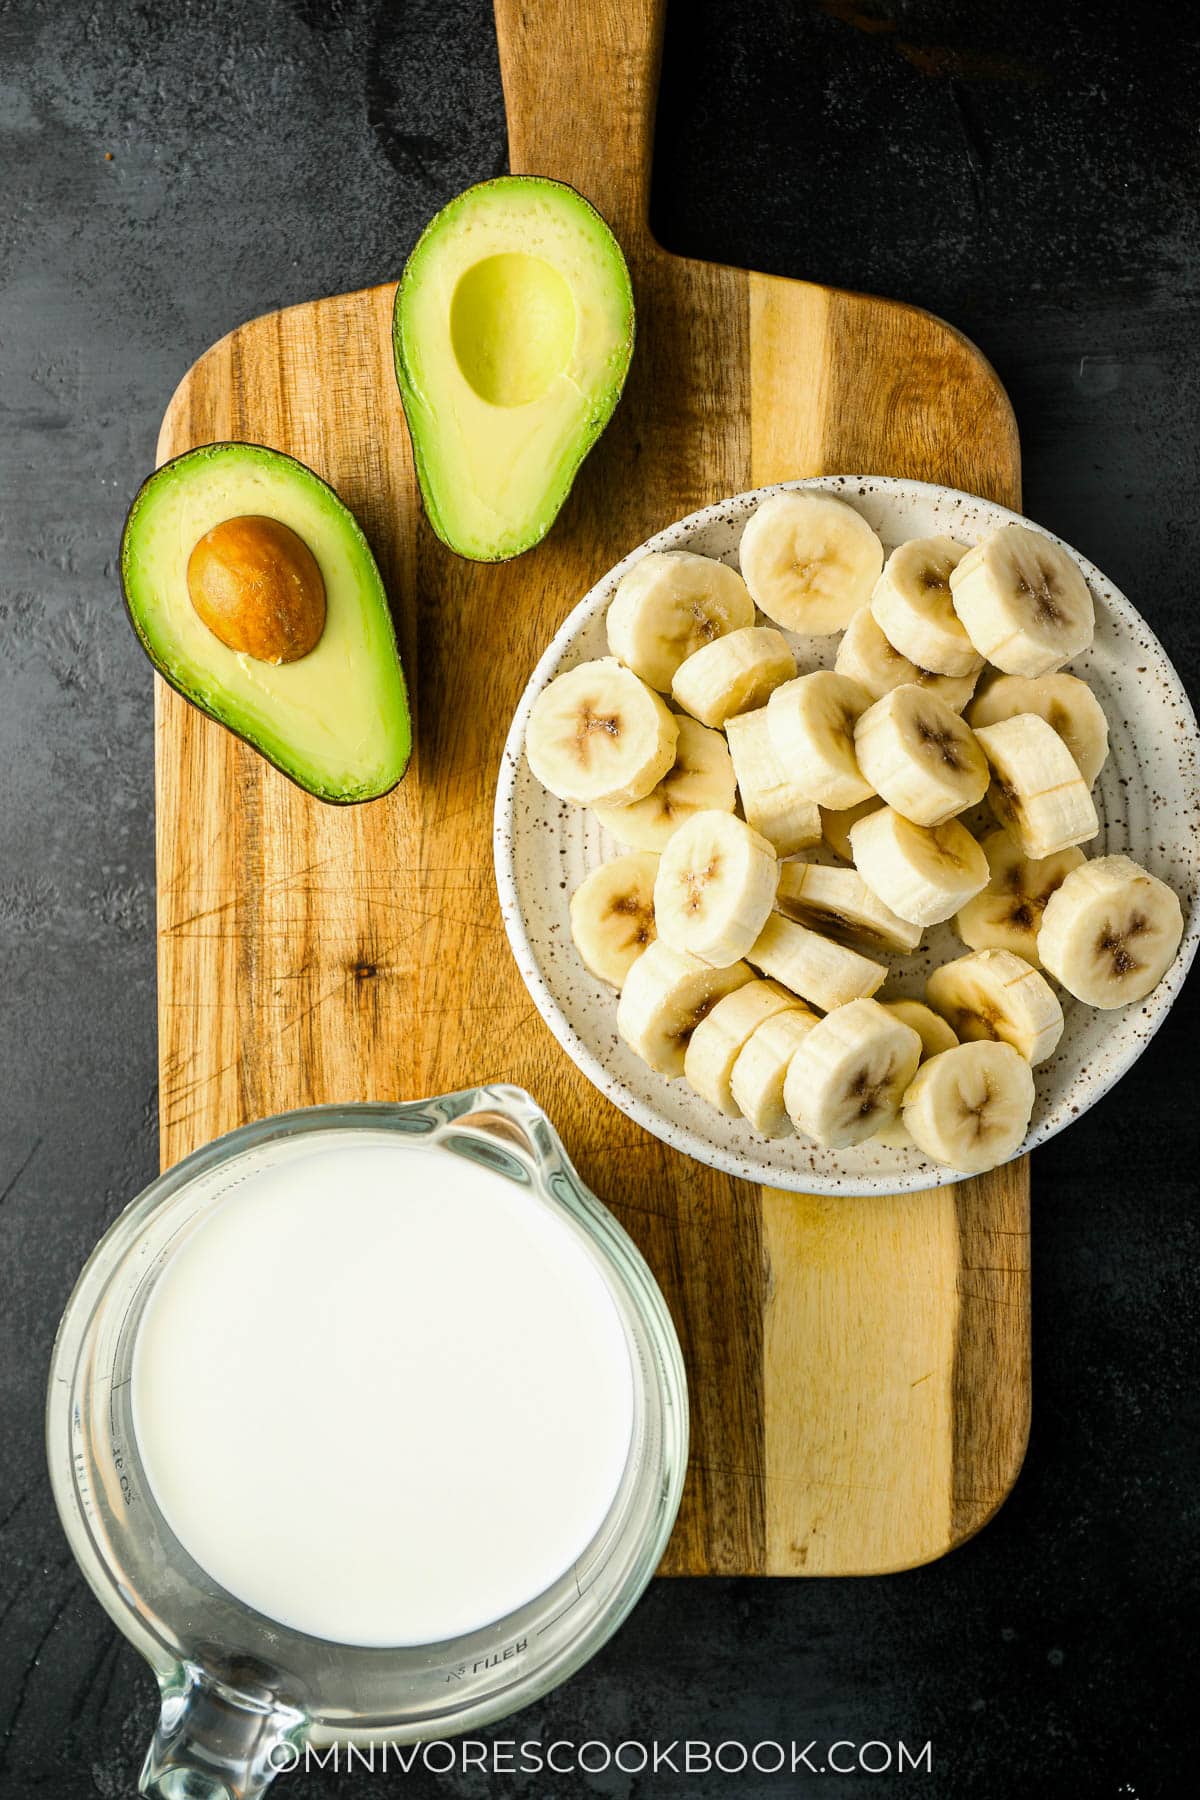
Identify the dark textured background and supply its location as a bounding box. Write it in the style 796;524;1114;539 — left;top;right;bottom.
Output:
1;0;1197;1793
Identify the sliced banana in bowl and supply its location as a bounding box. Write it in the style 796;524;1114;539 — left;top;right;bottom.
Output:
730;1006;820;1138
654;810;780;966
854;684;989;826
870;536;980;678
954;828;1085;967
903;1041;1036;1175
497;475;1199;1194
835;606;980;712
525;656;678;806
569;852;659;988
616;943;753;1077
949;522;1095;676
776;862;923;955
1038;854;1185;1008
870;1001;960;1149
606;549;755;691
926;947;1064;1066
684;979;801;1117
767;670;874;808
882;998;960;1061
746;912;887;1013
739;490;883;634
967;671;1109;788
974;712;1100;858
820;795;884;862
850;806;989;927
593;715;736;851
670;625;795;727
782;998;922;1150
724;706;822;856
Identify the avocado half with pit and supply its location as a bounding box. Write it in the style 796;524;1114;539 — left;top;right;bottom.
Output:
394;176;635;562
121;442;411;803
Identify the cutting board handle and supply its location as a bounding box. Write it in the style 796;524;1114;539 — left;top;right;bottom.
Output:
494;0;665;247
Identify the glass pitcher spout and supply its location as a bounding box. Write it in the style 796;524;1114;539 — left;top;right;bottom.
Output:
140;1660;307;1800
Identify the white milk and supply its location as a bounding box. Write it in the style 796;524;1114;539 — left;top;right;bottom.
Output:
131;1132;635;1647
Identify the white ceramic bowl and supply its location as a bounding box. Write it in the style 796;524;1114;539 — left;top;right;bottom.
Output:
494;477;1200;1194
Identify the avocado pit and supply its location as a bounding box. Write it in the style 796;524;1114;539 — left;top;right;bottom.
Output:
187;515;327;664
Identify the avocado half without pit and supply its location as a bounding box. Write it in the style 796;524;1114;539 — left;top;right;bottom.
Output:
121;442;411;803
394;175;635;562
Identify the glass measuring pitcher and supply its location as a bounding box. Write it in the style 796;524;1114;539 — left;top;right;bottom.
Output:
47;1086;688;1799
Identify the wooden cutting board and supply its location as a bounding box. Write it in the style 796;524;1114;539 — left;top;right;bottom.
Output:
154;0;1028;1575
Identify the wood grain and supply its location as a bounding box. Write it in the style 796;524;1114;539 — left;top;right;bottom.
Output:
154;0;1029;1575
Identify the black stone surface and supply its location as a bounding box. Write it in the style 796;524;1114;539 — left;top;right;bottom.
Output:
1;0;1197;1794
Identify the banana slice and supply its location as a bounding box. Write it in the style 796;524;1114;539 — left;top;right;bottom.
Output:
671;626;796;728
747;912;887;1012
902;1041;1036;1174
835;607;979;712
850;805;989;927
594;715;736;851
724;707;822;856
654;810;779;967
949;523;1094;677
820;796;884;862
1038;854;1184;1008
783;998;922;1148
882;999;959;1059
926;947;1064;1065
684;979;800;1116
776;862;922;954
606;550;756;691
973;713;1099;858
871;1001;959;1148
738;490;884;633
870;536;980;676
853;684;989;827
967;672;1109;788
617;942;754;1076
526;657;678;807
729;1006;820;1137
954;828;1085;967
569;852;659;988
767;671;875;808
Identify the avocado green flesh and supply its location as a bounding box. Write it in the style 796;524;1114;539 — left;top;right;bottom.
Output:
121;444;411;803
395;176;635;562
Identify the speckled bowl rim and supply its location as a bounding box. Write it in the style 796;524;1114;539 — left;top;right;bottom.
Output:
494;476;1200;1194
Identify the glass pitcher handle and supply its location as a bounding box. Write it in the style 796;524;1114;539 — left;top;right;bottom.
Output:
140;1661;307;1800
